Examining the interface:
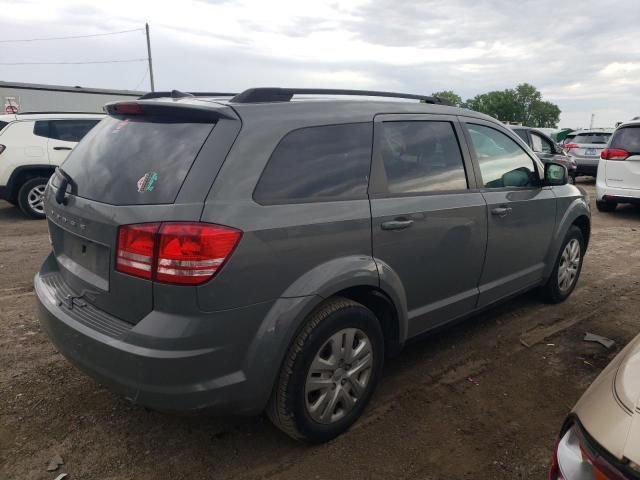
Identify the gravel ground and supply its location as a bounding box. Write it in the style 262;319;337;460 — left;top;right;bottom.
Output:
1;178;640;480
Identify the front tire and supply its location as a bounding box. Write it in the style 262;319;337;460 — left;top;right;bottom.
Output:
267;297;384;443
542;226;585;303
17;177;48;219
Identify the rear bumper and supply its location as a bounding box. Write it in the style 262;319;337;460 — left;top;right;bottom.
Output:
572;157;599;176
596;176;640;204
34;253;301;414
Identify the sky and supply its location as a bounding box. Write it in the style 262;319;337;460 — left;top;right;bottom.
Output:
0;0;638;128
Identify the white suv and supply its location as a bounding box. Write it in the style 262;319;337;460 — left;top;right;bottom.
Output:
0;112;103;218
596;119;640;212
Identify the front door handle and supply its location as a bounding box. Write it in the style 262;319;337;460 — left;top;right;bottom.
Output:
491;206;513;217
53;146;72;151
381;219;414;231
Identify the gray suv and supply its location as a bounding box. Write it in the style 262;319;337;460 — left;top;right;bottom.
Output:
35;88;591;443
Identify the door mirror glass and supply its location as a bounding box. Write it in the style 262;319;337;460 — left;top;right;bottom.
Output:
544;162;568;186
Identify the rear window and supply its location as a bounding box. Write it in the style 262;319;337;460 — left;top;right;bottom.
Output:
611;127;640;153
253;123;372;204
60;115;214;205
573;132;611;144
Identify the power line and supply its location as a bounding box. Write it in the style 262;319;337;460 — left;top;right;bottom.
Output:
0;28;144;43
0;58;147;66
133;67;149;91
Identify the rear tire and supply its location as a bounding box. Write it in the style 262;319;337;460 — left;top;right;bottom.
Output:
267;297;384;443
542;226;585;303
17;177;48;219
596;200;617;212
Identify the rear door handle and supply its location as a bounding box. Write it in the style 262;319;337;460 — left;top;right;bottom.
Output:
381;219;414;231
491;206;513;217
53;146;72;151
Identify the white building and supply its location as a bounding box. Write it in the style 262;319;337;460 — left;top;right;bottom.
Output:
0;81;144;113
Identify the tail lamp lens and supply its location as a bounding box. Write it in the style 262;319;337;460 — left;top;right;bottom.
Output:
116;222;241;285
601;148;629;160
565;143;579;151
550;424;626;480
116;223;159;279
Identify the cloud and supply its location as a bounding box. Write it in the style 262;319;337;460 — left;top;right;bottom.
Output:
0;0;638;126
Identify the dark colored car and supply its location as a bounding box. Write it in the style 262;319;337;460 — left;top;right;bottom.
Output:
510;126;577;181
35;88;591;443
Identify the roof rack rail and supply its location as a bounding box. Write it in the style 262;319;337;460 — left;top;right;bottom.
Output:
230;88;453;105
138;90;237;100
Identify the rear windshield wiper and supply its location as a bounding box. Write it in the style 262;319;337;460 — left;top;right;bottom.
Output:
54;167;77;206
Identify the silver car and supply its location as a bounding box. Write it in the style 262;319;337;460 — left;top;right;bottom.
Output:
566;129;614;177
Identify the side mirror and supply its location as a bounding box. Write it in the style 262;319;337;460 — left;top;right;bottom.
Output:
544;162;568;186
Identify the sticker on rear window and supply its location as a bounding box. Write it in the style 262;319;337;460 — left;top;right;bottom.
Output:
137;172;158;193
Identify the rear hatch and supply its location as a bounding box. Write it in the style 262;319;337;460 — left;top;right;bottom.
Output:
568;131;611;159
604;125;640;190
44;100;240;324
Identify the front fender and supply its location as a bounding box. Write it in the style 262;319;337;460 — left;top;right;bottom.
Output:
543;194;591;279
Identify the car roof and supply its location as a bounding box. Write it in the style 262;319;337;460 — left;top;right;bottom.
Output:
0;112;104;122
617;119;640;128
572;128;615;134
136;95;498;126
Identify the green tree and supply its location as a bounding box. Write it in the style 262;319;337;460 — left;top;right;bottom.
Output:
463;84;560;128
432;90;463;107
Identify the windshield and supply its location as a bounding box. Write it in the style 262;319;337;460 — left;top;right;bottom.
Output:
60;115;215;205
572;133;611;144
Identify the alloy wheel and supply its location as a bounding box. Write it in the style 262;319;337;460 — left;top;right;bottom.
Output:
305;328;373;424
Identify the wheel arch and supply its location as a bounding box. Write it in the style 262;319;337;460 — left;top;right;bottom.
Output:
6;165;54;202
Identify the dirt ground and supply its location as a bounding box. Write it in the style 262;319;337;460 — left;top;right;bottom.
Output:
1;178;640;480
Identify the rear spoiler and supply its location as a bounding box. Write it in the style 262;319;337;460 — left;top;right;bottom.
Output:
103;100;237;121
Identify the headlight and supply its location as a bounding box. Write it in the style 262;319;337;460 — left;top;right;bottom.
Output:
549;423;626;480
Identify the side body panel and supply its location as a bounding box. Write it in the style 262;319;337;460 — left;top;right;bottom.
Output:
368;114;488;337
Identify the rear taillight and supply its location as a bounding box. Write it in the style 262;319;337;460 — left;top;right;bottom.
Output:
601;148;629;160
116;223;159;279
550;423;627;480
564;143;579;151
0;144;5;154
116;222;242;285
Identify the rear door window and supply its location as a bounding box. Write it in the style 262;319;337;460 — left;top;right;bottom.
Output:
60;115;215;205
611;127;640;154
530;132;553;153
513;129;529;143
253;123;372;204
49;120;100;142
378;121;468;194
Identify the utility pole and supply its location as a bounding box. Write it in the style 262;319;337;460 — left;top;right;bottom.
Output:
590;113;595;129
145;23;155;92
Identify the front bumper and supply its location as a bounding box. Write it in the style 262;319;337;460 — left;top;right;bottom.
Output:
35;254;280;414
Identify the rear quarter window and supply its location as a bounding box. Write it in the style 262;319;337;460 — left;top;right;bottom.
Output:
253;123;373;205
611;127;640;153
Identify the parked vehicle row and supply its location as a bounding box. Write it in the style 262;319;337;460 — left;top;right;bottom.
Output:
34;88;590;443
0;112;102;217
